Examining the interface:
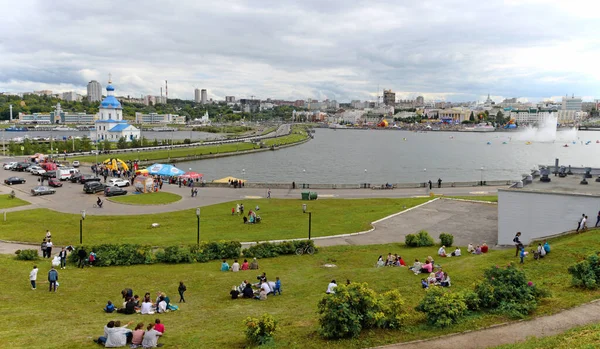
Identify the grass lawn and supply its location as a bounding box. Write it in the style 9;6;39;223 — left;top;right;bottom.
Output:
0;194;30;209
447;195;498;203
263;127;308;147
109;192;182;205
0;198;432;246
494;323;600;349
4;231;600;348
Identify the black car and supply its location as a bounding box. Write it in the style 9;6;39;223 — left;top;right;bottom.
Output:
42;170;57;179
13;162;30;171
70;173;83;183
83;182;105;194
4;176;26;185
104;186;127;197
79;175;101;184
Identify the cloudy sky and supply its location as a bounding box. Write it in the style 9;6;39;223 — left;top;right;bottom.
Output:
1;0;599;102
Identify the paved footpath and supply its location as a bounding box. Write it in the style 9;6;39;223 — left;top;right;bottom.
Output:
374;299;600;349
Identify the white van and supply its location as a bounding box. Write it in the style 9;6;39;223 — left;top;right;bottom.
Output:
57;168;79;181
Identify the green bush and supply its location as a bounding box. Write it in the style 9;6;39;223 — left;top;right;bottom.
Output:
416;287;467;327
15;249;39;261
244;313;277;345
405;230;435;247
474;264;548;318
68;244;154;266
462;290;481;311
439;233;454;247
156;246;195;263
243;240;317;259
317;283;408;339
568;253;600;289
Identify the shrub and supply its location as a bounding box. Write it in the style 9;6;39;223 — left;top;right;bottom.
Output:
405;230;434;247
439;233;454;247
68;244;154;266
474;264;548;318
416;287;467;327
156;246;195;263
462;290;481;311
568;253;600;289
317;283;408;339
15;249;39;260
243;240;317;259
244;313;277;345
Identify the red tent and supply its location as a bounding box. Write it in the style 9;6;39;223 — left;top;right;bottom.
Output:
180;171;203;179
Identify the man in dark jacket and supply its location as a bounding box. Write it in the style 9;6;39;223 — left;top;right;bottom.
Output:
48;266;58;292
77;247;87;268
58;247;67;269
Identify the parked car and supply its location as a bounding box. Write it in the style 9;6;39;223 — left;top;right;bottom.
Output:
31;185;56;196
25;165;40;173
30;166;46;175
72;160;80;167
70;173;84;183
3;162;17;170
107;178;130;187
79;175;101;184
104;186;127;197
4;176;26;185
83;182;105;194
57;168;79;181
42;171;57;179
13;162;31;171
48;178;63;187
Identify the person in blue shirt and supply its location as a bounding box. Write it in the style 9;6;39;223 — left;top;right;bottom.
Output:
273;277;282;295
543;240;551;254
421;279;429;289
221;260;230;271
104;300;115;313
520;247;526;264
48;266;58;292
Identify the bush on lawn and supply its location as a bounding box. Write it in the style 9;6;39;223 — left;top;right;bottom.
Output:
15;249;39;260
439;233;454;247
156;246;195;263
68;244;154;266
475;263;549;318
244;313;277;346
568;253;600;289
416;287;467;327
317;283;408;339
243;240;317;258
405;230;435;247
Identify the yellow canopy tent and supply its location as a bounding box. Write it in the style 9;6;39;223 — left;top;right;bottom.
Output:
213;176;245;183
103;158;129;172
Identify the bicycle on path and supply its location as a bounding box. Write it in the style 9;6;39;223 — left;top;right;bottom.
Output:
295;244;315;255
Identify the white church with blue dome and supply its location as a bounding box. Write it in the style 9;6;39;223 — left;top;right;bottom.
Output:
91;77;140;142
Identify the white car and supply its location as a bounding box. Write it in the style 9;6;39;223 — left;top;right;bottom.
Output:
107;178;130;187
3;162;17;170
27;165;43;174
32;167;47;176
72;160;80;167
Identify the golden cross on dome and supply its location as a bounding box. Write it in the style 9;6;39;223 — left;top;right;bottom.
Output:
108;73;112;84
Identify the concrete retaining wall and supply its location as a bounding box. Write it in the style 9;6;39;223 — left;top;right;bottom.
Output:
203;179;516;189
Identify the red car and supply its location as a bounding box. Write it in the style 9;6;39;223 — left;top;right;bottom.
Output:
48;178;63;187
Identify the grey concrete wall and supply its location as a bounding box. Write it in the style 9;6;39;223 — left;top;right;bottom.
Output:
498;189;600;245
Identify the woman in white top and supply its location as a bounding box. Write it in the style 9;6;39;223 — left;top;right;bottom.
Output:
141;323;162;348
231;260;240;272
157;298;167;313
326;280;337;294
140;301;154;315
438;246;446;257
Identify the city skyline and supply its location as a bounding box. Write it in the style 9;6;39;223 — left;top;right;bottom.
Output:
1;0;599;103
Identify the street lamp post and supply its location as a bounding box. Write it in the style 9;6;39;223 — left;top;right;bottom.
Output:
196;208;201;245
302;204;312;240
364;168;367;188
242;169;245;183
80;210;86;244
480;167;484;186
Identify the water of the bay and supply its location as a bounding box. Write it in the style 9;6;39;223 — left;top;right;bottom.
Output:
180;128;600;184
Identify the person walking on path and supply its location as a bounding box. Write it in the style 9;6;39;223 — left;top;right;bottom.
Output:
596;211;600;227
77;247;87;268
267;188;271;199
513;232;523;257
438;178;442;188
576;214;585;232
29;265;38;290
178;281;186;303
48;266;58;292
41;239;47;259
45;239;53;258
428;180;432;190
58;247;67;269
578;215;588;233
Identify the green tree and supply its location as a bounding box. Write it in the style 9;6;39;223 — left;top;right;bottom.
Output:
102;139;111;151
469;111;475;122
495;111;505;124
116;137;128;149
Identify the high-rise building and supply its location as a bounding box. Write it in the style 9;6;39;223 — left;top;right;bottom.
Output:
383;89;395;106
201;89;208;104
562;95;582;111
415;96;425;106
62;91;81;102
87;80;102;102
225;96;235;103
194;88;201;103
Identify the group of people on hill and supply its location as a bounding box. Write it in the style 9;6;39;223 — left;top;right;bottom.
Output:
230;273;282;300
376;253;407;267
466;243;488;255
221;258;259;272
94;319;164;348
105;288;181;315
514;232;552;263
437;245;462;257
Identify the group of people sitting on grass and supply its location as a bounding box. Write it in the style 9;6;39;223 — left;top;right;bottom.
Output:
520;241;551;263
437;246;462;257
221;258;259;272
376;253;407;267
466;242;489;255
421;268;451;288
104;289;178;315
229;273;282;300
408;256;437;275
94;319;164;348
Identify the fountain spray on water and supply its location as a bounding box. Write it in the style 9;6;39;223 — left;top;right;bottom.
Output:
515;115;578;142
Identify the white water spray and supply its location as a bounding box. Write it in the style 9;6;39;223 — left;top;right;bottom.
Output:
514;115;578;142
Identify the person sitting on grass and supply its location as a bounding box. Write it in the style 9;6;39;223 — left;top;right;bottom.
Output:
481;242;489;253
439;272;451;287
221;259;230;271
421;278;429;289
104;300;115;313
473;245;482;255
451;247;461;257
230;286;240;299
157;296;168;314
249;258;259;270
427;272;437;285
543;240;551;254
376;255;385;267
140;297;154;315
385;253;394;266
241;259;249;270
398;256;407;266
537;243;547;258
409;259;422;274
117;297;136;315
141;323;163;348
231;259;240;272
154;319;164;334
467;243;475;253
426;256;435;266
435;268;444;282
131;323;145;348
105;320;134;347
242;283;254;298
326;280;337;294
420;260;433;274
438;246;447;257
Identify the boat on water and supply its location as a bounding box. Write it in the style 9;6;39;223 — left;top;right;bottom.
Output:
5;126;29;132
152;126;177;132
464;123;495;132
329;124;348;129
53;126;77;131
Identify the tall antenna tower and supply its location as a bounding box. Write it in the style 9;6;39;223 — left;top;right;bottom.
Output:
165;80;168;101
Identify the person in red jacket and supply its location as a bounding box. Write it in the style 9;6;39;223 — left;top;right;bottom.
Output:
481;242;489;253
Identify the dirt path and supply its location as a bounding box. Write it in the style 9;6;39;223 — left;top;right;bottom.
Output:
373;299;600;349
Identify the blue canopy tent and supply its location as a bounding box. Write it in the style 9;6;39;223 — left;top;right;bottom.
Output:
147;163;185;176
